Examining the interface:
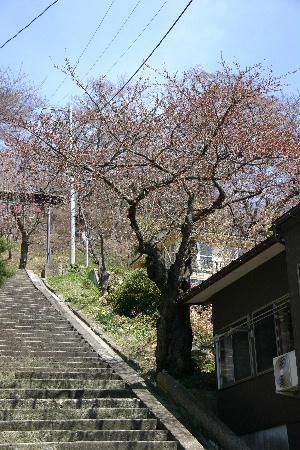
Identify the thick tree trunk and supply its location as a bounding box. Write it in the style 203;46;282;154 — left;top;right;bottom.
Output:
19;235;29;269
156;290;193;377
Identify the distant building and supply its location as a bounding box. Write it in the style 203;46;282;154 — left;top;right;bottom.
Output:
191;242;244;286
163;240;244;287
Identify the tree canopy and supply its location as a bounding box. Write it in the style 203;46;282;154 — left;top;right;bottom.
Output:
7;63;300;376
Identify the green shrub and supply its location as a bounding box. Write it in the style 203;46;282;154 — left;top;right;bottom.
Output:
95;310;114;325
0;239;10;286
0;239;12;254
109;268;161;317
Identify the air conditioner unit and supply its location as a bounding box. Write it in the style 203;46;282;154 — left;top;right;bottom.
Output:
273;350;299;393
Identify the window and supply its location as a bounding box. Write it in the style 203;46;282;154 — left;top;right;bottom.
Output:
217;318;252;389
216;297;294;389
275;299;294;355
197;243;213;273
232;328;252;380
253;306;277;372
253;300;294;373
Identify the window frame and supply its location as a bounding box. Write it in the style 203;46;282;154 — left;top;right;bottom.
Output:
216;294;293;389
196;243;214;273
215;315;253;389
252;303;278;375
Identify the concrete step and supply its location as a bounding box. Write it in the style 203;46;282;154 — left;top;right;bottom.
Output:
0;340;84;347
0;341;86;348
0;388;132;399
0;326;74;332
0;361;106;369
0;337;85;344
0;323;71;329
0;429;169;443
0;338;87;345
0;346;90;353
0;307;57;310
0;313;65;318
0;355;105;363
0;351;99;358
0;407;150;421
0;360;109;369
0;322;72;327
0;314;61;319
0;340;87;345
0;311;56;315
0;379;125;390
0;397;141;410
0;332;80;338
0;331;82;337
0;418;158;431
0;318;66;323
0;313;53;316
6;370;117;380
6;367;111;375
0;301;53;305
0;343;85;350
0;441;178;449
0;315;72;330
0;335;84;340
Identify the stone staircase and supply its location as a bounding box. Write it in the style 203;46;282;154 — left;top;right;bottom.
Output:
0;271;180;449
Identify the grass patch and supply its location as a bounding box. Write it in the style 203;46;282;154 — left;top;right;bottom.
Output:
48;268;100;310
47;267;157;372
95;310;156;370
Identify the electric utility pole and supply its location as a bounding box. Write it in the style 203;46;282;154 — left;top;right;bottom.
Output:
69;106;76;266
47;206;51;264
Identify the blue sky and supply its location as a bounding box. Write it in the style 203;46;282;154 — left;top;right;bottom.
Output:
0;0;299;106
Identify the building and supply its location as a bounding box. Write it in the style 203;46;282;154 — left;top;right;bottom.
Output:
183;203;300;450
191;242;243;285
163;240;243;286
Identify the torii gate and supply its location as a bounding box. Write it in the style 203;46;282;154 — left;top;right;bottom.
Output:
0;191;64;266
0;191;64;206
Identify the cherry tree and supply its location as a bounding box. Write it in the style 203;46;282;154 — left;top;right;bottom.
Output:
0;142;65;269
15;63;300;376
0;68;40;144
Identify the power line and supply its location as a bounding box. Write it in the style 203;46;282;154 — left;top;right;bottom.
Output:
85;0;144;78
0;0;60;49
100;0;195;111
51;0;117;98
59;1;168;121
74;0;117;70
53;0;167;102
102;0;168;79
